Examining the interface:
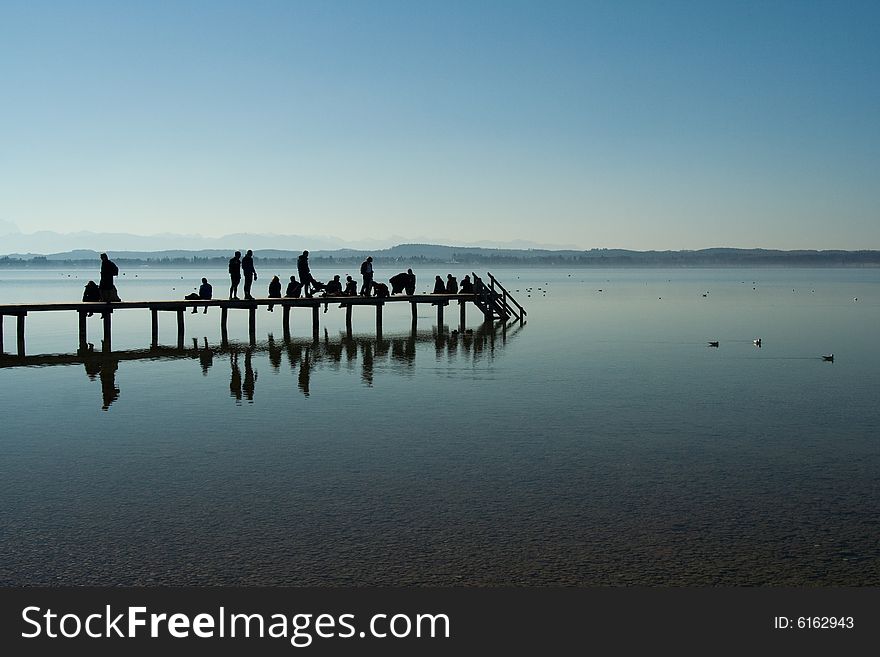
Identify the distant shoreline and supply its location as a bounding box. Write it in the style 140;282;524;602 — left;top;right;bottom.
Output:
3;247;880;270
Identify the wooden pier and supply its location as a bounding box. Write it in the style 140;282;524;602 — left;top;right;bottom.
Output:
0;272;525;357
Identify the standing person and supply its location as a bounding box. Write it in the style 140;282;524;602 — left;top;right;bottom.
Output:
242;249;257;300
297;250;315;298
360;256;374;297
267;275;281;311
228;251;242;299
405;268;416;295
98;253;121;302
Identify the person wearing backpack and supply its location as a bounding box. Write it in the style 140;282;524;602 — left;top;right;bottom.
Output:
98;253;121;302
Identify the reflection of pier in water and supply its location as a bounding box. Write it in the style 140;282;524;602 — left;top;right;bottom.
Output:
0;322;525;409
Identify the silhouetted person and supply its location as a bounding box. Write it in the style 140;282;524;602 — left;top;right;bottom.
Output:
82;280;100;316
99;253;120;302
242;249;257;300
229;251;242;299
267;274;282;311
186;277;213;313
373;281;390;298
389;270;413;295
446;274;458;294
460;275;474;294
433;275;445;294
343;275;358;296
325;275;343;296
322;274;343;312
297;250;319;298
404;268;416;295
360;256;374;297
285;275;303;298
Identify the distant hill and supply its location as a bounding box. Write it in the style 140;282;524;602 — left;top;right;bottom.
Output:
2;245;879;268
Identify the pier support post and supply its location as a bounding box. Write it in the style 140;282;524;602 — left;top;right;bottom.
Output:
17;314;26;357
459;299;466;329
220;307;228;347
345;304;353;337
102;310;112;352
283;305;291;336
176;309;185;348
79;311;88;351
151;308;158;347
437;303;444;329
311;304;319;341
248;306;256;345
0;315;4;353
376;303;383;338
410;302;417;331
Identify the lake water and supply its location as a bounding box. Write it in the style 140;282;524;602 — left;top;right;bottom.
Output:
1;267;878;585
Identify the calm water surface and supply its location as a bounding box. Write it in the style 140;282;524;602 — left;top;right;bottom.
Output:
1;267;878;585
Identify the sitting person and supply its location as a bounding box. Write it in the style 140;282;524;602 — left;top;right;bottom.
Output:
324;275;343;296
433;275;446;294
389;269;416;295
185;277;213;314
343;275;358;296
373;282;390;298
322;275;344;312
446;274;458;294
459;274;474;294
285;275;303;298
267;275;282;311
82;280;100;316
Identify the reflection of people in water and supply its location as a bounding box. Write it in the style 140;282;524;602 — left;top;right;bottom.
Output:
361;341;374;386
243;350;256;401
83;355;120;410
230;351;242;402
298;347;312;397
194;337;214;375
267;334;282;371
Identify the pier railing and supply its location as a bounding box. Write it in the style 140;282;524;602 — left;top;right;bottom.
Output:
472;272;527;322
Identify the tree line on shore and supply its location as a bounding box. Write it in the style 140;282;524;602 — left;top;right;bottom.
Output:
2;247;880;268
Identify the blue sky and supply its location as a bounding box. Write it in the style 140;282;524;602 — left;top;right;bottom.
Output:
1;0;878;250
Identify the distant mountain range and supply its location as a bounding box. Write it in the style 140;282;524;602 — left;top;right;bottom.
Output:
2;244;879;268
0;226;579;254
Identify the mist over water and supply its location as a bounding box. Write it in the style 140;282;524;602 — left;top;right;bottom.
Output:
1;267;878;585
